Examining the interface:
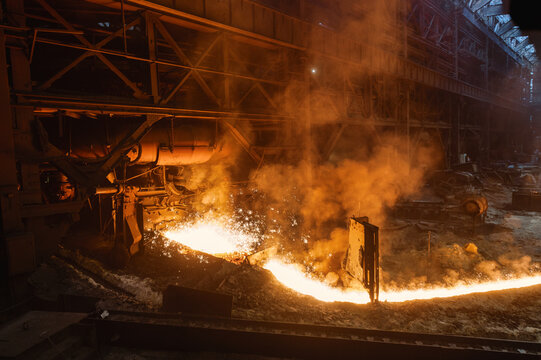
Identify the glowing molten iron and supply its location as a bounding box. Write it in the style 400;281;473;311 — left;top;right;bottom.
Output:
163;222;541;304
264;259;371;304
264;258;541;304
164;221;258;255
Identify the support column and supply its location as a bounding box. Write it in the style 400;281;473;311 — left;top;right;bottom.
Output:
0;27;30;305
146;13;159;104
450;95;462;165
406;85;411;162
453;5;459;79
2;0;38;305
223;33;231;111
304;60;313;173
0;34;23;234
484;105;492;164
8;0;41;206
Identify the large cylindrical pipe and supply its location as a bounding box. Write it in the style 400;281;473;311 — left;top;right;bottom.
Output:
48;117;230;165
136;124;224;165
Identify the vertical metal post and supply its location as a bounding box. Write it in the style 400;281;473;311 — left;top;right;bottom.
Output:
454;4;459;79
345;218;379;303
282;48;292;144
486;105;492;163
299;0;305;19
427;231;431;282
0;30;23;234
403;0;408;59
2;1;37;301
162;165;166;186
146;13;159;104
457;97;462;163
450;95;461;166
121;162;127;248
98;194;103;233
8;0;41;205
406;85;411;163
485;34;489;90
120;0;128;53
112;195;117;239
223;33;230;110
304;61;312;179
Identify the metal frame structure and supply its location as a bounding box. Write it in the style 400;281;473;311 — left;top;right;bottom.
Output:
0;0;536;302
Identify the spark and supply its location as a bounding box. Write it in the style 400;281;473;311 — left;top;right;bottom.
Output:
163;219;259;255
264;259;371;304
163;221;541;304
264;258;541;304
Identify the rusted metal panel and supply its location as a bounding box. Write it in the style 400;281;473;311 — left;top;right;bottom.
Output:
231;0;255;32
344;217;379;303
206;0;230;24
170;0;205;17
253;6;275;38
275;13;293;43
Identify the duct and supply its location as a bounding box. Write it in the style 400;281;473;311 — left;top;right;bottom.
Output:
56;118;229;166
136;145;218;166
135;123;223;165
94;186;119;195
93;185;168;197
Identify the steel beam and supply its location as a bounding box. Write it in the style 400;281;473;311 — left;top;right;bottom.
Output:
154;19;221;106
84;0;530;110
221;120;262;163
39;17;142;90
36;0;146;98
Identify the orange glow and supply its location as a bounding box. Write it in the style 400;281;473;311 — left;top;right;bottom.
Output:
264;258;541;304
163;221;541;304
163;220;259;255
264;259;371;303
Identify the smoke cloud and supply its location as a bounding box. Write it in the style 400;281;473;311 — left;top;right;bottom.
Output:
165;0;539;290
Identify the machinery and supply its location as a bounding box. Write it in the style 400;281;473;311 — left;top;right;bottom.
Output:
0;0;535;305
40;116;232;265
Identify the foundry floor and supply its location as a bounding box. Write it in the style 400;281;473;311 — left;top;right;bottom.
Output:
26;179;541;343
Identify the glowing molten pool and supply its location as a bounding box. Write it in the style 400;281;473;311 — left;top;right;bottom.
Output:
163;221;541;304
263;259;371;304
264;258;541;304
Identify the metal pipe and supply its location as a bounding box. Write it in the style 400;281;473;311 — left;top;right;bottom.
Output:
0;24;84;34
94;186;119;195
17;92;294;119
134;189;167;197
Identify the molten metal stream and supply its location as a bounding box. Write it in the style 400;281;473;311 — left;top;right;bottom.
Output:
264;258;541;304
164;222;541;304
164;220;259;254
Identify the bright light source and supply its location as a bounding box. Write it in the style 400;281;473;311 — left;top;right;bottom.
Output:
311;67;317;74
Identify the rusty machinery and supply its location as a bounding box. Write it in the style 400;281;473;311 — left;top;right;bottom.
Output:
0;0;533;306
35;115;232;266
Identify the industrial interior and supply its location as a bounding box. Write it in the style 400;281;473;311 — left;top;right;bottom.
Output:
1;0;541;358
